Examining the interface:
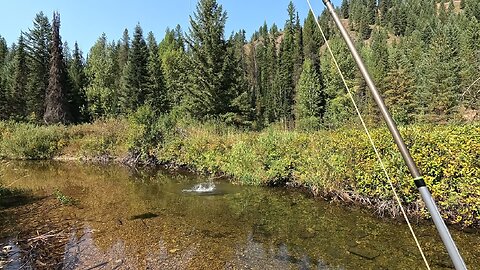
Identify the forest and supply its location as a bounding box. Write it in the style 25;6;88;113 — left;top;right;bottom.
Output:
0;0;479;128
0;0;480;227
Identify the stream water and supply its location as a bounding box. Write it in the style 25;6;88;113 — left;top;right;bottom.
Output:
0;161;478;269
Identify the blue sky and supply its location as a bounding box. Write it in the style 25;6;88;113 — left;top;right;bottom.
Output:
0;0;340;53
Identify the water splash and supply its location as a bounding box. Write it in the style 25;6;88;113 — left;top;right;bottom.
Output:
182;182;216;193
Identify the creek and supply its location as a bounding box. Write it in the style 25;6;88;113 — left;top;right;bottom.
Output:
0;161;478;269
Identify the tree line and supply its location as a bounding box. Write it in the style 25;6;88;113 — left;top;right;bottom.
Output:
0;0;479;129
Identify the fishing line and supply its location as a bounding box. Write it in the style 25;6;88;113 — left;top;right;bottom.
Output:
306;0;431;269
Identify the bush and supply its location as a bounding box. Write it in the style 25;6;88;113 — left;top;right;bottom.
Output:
66;119;129;158
0;123;65;159
158;123;480;227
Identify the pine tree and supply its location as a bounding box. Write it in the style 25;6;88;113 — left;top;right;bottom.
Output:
226;30;253;126
121;24;149;113
9;35;29;120
341;0;350;19
44;12;71;124
384;45;417;124
146;31;167;114
0;36;7;68
422;23;461;121
118;28;130;70
359;13;372;40
464;0;480;21
24;12;51;121
458;16;480;109
67;42;89;122
391;4;407;36
295;59;325;129
370;29;389;87
159;25;188;109
186;0;236;117
85;34;117;118
321;37;356;128
275;1;297;127
366;0;377;25
293;12;304;86
303;11;321;69
379;0;392;24
0;36;9;119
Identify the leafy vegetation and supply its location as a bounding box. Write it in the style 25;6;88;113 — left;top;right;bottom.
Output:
53;189;76;206
0;122;65;159
0;117;478;227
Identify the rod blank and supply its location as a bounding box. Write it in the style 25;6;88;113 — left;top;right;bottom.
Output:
320;0;466;269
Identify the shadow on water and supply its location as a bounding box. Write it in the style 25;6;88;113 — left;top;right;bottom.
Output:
0;161;479;269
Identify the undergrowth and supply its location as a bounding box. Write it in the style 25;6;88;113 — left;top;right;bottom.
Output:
0;115;478;227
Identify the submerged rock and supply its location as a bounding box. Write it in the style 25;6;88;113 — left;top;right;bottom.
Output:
129;212;159;220
300;227;316;239
348;246;380;260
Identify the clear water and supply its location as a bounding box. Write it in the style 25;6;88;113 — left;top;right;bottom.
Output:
0;161;478;269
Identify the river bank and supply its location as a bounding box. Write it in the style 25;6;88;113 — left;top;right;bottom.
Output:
0;118;479;228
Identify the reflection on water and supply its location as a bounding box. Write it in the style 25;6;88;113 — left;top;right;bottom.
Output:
0;161;478;269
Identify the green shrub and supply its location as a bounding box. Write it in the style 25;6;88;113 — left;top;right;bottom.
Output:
54;189;76;206
67;119;129;158
158;123;480;227
0;123;65;159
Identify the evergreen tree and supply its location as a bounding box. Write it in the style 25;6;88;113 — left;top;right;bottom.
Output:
379;0;392;24
274;1;297;127
295;59;325;129
0;36;7;68
359;13;372;40
44;12;71;124
118;28;130;70
121;24;149;113
159;26;188;109
370;29;389;87
422;23;461;121
341;0;350;19
24;12;51;121
366;0;377;25
303;11;321;69
226;30;253;126
186;0;236;117
9;35;29;120
458;16;480;109
391;4;407;36
321;37;356;128
318;10;332;41
384;44;417;124
464;0;480;21
85;34;117;118
0;36;9;119
146;31;167;114
67;42;89;122
293;12;304;86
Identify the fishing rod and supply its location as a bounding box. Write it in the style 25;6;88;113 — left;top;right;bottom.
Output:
317;0;467;269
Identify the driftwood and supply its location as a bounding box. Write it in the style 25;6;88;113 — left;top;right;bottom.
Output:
4;229;69;269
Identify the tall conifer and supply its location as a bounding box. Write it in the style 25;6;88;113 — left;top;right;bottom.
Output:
44;12;71;124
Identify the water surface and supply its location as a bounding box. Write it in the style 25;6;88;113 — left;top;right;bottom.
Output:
0;161;478;269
